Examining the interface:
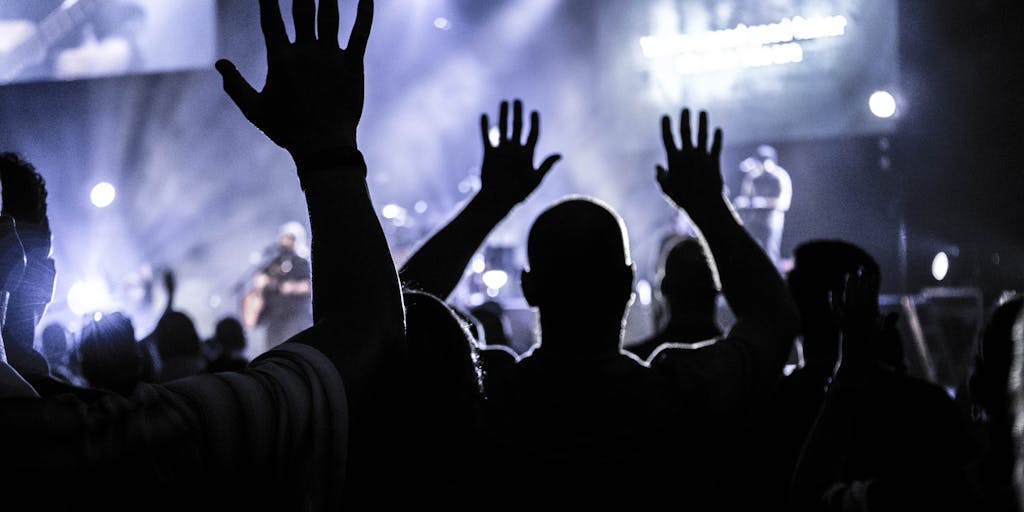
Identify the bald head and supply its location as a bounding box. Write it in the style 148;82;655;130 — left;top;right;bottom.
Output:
659;236;719;309
523;197;634;322
527;197;630;280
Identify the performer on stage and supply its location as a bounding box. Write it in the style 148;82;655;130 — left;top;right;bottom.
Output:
733;144;792;268
241;221;313;349
0;0;146;84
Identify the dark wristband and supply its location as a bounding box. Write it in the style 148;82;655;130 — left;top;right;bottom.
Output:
294;146;367;178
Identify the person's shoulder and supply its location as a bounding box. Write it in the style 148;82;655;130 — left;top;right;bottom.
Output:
481;345;518;369
646;337;723;381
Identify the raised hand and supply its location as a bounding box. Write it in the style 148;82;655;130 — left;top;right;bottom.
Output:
832;265;882;369
0;216;26;298
478;99;561;209
656;108;725;213
162;269;177;311
216;0;372;161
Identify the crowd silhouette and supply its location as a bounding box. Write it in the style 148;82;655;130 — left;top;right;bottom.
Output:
0;0;1019;510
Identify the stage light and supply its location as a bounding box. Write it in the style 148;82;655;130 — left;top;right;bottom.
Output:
931;251;949;281
471;255;486;273
382;203;402;219
414;201;428;214
90;182;116;208
482;270;509;290
488;126;501;146
869;90;897;118
636;279;652;306
434;17;450;30
67;280;112;316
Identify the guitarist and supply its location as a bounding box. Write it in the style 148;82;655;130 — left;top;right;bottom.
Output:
0;0;144;83
242;221;313;350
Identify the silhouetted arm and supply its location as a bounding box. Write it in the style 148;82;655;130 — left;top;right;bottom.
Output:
652;109;799;401
788;268;877;511
0;155;54;377
0;214;35;397
217;0;404;364
400;99;560;300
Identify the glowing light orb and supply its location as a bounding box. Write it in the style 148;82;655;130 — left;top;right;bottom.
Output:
90;182;116;208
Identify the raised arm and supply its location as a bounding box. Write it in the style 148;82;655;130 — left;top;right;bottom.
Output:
0;214;36;398
399;99;560;300
0;153;55;378
652;109;799;395
217;0;404;358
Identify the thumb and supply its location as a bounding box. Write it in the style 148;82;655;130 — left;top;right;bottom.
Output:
216;59;261;122
537;154;562;179
656;165;669;188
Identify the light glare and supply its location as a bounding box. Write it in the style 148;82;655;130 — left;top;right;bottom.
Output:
382;204;402;219
67;280;112;316
90;182;116;208
869;90;897;118
482;270;509;290
931;251;949;281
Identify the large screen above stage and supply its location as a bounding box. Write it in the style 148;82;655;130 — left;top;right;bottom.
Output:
0;0;215;85
596;0;900;145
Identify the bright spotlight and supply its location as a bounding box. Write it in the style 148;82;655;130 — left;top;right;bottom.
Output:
471;255;486;274
869;90;897;118
381;204;402;219
931;251;949;281
488;126;501;146
90;182;116;208
636;279;652;306
482;270;509;290
433;17;450;30
67;280;112;316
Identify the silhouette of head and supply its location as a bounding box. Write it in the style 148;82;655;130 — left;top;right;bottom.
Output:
788;239;881;366
78;312;143;394
40;322;69;361
399;290;483;501
214;316;247;353
522;197;634;350
468;300;512;348
154;311;201;358
657;236;719;316
278;221;308;257
970;294;1024;420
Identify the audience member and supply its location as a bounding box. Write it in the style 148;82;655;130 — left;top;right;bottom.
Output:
965;293;1024;511
392;289;485;506
625;234;723;361
0;152;58;387
40;322;80;385
468;300;516;353
203;316;250;373
788;251;976;511
77;312;145;395
0;1;396;508
138;270;206;382
403;106;799;508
